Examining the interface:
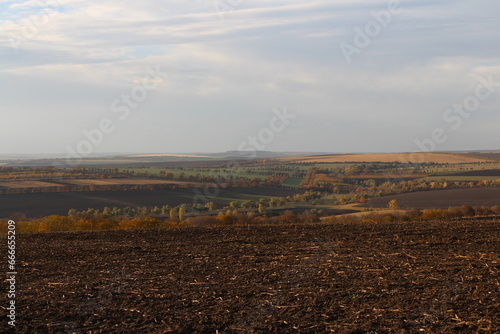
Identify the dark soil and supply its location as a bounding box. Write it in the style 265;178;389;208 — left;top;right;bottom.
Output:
2;220;499;333
446;169;500;177
0;188;300;219
362;187;500;209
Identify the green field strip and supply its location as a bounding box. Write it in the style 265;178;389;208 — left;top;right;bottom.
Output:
421;176;500;181
283;177;303;188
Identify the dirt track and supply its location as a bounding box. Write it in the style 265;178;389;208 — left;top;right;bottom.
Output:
2;221;499;333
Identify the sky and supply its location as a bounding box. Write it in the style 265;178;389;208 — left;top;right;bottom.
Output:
0;0;499;155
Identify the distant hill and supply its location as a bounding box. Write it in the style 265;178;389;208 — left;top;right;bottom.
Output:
2;150;498;167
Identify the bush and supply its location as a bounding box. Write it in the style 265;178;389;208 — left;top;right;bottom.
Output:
186;216;218;226
421;209;450;220
388;199;400;210
492;205;500;215
460;205;476;217
278;210;299;224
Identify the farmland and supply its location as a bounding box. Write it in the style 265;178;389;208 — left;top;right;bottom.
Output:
4;220;499;333
0;188;301;218
2;152;500;332
0;180;60;189
62;178;197;187
2;152;500;219
280;152;492;164
360;187;500;209
0;178;195;189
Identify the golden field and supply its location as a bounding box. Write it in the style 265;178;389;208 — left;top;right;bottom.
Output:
282;152;487;164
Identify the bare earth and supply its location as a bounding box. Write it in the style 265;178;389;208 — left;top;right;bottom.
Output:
0;179;194;189
360;187;500;209
63;179;197;186
6;221;499;333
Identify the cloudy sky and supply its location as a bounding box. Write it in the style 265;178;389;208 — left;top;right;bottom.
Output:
1;0;499;155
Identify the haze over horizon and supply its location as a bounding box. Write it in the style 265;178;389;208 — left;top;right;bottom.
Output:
0;149;499;161
1;0;499;155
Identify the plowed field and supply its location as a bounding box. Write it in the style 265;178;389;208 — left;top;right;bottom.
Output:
2;220;499;333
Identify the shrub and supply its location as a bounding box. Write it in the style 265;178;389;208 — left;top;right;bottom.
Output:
388;199;400;210
460;205;476;217
421;209;450;220
187;216;218;226
278;210;299;224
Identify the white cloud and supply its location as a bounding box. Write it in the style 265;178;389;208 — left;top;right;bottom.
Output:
0;0;499;154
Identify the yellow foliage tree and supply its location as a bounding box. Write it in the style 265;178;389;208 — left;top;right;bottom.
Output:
388;199;400;210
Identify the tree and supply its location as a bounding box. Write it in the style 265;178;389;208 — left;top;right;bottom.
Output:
358;196;368;204
68;209;78;218
169;209;176;221
205;202;215;212
278;210;298;224
161;205;170;215
179;207;185;221
300;209;322;224
269;197;280;207
388;199;400;210
102;207;112;218
241;201;255;208
111;207;121;217
460;205;475;217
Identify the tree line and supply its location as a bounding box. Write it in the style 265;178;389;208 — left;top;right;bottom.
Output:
2;204;499;234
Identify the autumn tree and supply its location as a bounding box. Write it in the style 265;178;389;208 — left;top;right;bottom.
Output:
169;209;176;221
388;199;400;210
179;207;185;221
205;202;215;212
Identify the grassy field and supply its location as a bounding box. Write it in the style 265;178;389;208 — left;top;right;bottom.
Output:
282;177;303;187
422;162;500;174
422;176;500;182
120;167;273;180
